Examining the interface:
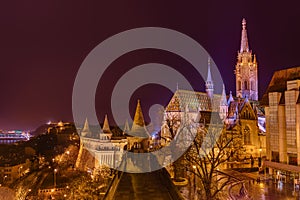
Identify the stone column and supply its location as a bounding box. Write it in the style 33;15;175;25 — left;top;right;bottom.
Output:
278;105;287;163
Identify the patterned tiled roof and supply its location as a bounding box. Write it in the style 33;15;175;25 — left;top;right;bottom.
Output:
166;90;222;112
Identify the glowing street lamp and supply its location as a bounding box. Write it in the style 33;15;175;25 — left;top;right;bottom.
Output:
18;166;23;178
192;165;196;194
54;169;58;188
3;175;7;184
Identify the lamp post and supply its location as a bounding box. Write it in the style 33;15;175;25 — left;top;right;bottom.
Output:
54;169;57;188
3;175;7;184
258;148;262;168
193;165;196;194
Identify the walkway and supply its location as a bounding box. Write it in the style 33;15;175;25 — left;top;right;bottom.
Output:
113;170;181;200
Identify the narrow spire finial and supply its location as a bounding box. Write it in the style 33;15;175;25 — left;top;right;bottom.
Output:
240;18;249;53
207;57;212;81
205;57;214;98
242;18;246;29
176;82;179;91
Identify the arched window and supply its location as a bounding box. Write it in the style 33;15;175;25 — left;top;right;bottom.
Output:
251;80;255;90
244;81;248;90
244;126;251;145
237;81;241;90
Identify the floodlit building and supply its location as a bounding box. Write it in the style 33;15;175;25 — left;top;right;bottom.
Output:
162;18;265;158
75;100;151;172
75;115;127;171
262;67;300;179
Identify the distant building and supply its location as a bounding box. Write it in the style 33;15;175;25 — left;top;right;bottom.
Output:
262;67;300;178
75;100;152;172
75;115;127;171
0;130;31;144
0;160;31;184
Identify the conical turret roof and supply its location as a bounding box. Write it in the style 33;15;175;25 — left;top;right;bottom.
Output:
81;118;91;137
102;114;111;133
123;119;130;135
82;118;90;132
131;100;150;138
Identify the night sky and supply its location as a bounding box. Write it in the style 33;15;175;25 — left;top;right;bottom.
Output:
1;1;300;130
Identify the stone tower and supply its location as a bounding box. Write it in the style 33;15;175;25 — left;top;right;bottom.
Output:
235;18;258;100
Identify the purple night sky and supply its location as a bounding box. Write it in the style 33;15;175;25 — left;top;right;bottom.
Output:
0;1;300;130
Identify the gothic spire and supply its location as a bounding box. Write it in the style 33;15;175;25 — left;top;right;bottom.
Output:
206;57;213;82
240;18;249;53
205;57;214;98
102;114;111;133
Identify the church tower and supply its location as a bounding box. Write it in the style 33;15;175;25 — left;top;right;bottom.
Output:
235;18;258;100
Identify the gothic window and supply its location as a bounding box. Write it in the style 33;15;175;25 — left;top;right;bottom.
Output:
237;81;241;90
251;80;255;90
243;110;251;119
244;81;248;90
244;126;251;145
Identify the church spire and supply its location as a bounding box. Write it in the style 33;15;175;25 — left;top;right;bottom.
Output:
205;57;214;98
102;114;111;133
235;18;258;101
240;18;249;53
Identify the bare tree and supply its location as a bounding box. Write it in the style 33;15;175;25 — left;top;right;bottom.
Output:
185;126;244;200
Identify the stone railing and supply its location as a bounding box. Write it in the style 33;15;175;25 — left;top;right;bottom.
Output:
159;168;185;200
103;170;123;200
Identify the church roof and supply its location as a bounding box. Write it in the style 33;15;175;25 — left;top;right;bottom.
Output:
166;90;222;112
261;66;300;105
